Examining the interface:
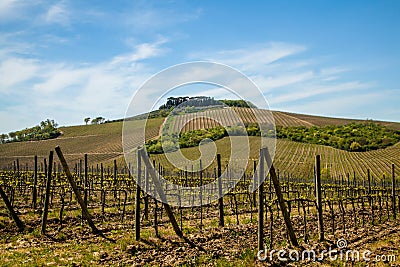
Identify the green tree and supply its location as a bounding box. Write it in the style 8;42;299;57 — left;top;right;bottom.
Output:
5;119;60;143
84;117;90;125
8;132;16;141
0;133;8;144
91;117;105;125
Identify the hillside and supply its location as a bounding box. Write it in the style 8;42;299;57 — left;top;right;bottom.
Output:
281;111;400;130
164;107;400;132
0;108;399;179
152;136;400;179
0;118;163;169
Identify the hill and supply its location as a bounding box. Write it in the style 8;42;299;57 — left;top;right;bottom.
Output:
165;107;399;132
281;111;400;130
0;108;399;179
0;118;163;169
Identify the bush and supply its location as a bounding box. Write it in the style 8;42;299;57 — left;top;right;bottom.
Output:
277;122;400;152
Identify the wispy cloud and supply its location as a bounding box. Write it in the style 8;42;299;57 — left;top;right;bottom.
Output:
269;81;373;105
191;42;305;73
124;3;202;31
43;1;70;27
0;1;45;23
284;90;396;120
0;0;17;15
0;38;167;132
188;42;380;117
0;0;29;20
111;37;168;65
0;57;40;93
252;71;314;91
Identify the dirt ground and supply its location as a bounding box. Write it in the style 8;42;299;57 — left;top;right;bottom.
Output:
1;210;399;266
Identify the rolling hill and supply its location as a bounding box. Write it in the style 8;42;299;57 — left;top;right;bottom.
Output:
0;108;399;179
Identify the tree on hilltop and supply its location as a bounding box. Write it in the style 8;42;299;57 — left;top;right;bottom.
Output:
0;133;8;144
91;117;105;125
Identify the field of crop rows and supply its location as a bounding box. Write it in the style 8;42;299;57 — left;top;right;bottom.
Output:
0;147;399;265
168;108;313;133
152;136;400;182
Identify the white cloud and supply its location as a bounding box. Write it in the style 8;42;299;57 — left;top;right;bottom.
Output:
111;38;167;65
0;0;17;15
0;0;23;19
0;36;394;133
269;81;373;105
0;0;41;22
253;71;314;91
0;57;40;93
192;42;306;72
126;42;371;115
124;3;202;31
33;65;88;93
44;1;70;26
188;43;383;118
283;91;391;120
319;67;348;76
0;38;167;132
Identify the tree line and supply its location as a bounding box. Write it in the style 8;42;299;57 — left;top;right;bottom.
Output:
83;117;106;125
0;119;60;144
158;96;256;111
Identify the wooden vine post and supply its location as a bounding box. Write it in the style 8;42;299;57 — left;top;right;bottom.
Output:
367;169;371;195
315;155;325;241
100;163;105;216
32;155;38;209
41;151;54;234
257;149;264;252
253;161;257;213
138;148;183;238
135;149;141;241
114;159;118;189
263;147;299;247
392;164;396;219
55;146;103;236
84;154;88;207
144;168;149;221
0;185;25;231
217;154;224;227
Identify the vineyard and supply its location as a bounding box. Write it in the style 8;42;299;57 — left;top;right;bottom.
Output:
0;146;399;266
167;107;400;133
1;108;399;172
1;109;400;266
168;108;313;133
0;117;164;169
153;137;400;180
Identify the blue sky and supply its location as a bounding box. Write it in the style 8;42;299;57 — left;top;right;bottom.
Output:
0;0;399;133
